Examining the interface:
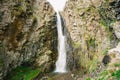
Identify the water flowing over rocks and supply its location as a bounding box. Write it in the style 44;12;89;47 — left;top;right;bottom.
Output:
47;0;74;73
0;0;120;80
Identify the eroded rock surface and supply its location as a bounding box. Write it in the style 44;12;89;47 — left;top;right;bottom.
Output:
63;0;112;72
0;0;57;79
0;0;120;79
107;43;120;72
112;22;120;39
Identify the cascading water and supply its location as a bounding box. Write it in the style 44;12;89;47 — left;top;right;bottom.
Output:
55;11;67;73
47;0;68;73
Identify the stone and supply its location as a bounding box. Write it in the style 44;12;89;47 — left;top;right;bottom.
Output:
63;0;111;72
1;0;120;79
105;42;120;73
112;22;120;39
102;55;111;65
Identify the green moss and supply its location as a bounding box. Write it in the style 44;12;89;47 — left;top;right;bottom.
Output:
6;66;40;80
99;70;109;79
86;38;96;48
114;63;120;67
78;51;98;74
86;77;91;80
73;42;80;48
86;53;99;73
88;60;98;73
100;19;109;29
89;69;120;80
112;69;120;80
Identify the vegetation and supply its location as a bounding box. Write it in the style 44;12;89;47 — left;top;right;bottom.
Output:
114;63;120;67
101;48;109;55
85;69;120;80
112;69;120;80
85;70;109;80
6;66;40;80
88;59;98;73
86;38;96;48
97;70;110;80
86;77;91;80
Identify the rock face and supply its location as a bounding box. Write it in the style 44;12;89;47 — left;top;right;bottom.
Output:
112;22;120;39
109;0;120;20
63;0;120;72
0;0;120;79
61;17;73;71
0;0;57;79
106;42;120;73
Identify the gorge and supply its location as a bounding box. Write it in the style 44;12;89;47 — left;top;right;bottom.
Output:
47;0;68;73
0;0;120;80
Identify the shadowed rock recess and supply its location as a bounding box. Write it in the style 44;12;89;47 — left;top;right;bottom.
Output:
0;0;120;80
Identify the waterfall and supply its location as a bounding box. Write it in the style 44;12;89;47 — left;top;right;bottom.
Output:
55;11;67;73
47;0;68;73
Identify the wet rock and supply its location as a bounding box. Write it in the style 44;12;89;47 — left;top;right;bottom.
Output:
61;16;74;71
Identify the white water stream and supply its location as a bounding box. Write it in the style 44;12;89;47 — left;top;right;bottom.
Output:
47;0;68;73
